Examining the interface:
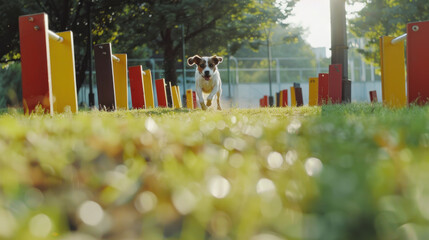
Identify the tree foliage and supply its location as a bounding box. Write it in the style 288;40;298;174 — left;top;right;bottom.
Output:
0;0;298;106
116;0;298;86
349;0;429;64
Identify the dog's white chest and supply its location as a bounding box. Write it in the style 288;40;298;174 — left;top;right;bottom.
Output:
200;80;215;93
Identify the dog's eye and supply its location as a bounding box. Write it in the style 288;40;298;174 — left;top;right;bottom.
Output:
200;64;205;68
209;64;214;68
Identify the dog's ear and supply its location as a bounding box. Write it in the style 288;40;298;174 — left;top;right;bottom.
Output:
187;55;202;66
211;56;223;65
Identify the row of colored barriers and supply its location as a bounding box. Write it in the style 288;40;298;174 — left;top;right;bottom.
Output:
259;64;344;107
19;12;198;115
380;20;429;107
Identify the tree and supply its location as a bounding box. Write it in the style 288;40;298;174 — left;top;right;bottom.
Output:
233;24;319;83
349;0;429;64
0;0;126;105
115;0;297;86
0;0;298;106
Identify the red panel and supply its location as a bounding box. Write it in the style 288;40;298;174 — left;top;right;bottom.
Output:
192;91;197;109
328;65;342;104
259;98;263;107
282;89;288;107
263;95;268;107
129;66;145;109
407;21;429;105
295;87;303;107
155;78;167;108
318;73;329;105
19;13;52;114
369;90;378;103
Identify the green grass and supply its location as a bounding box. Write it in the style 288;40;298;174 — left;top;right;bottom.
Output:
1;104;429;239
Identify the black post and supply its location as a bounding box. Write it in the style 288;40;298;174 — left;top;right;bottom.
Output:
330;0;351;103
87;0;94;107
181;24;187;105
267;35;274;107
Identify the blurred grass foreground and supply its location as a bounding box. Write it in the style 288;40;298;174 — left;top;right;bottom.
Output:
1;104;429;240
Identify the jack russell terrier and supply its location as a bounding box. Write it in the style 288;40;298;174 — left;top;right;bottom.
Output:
187;55;223;110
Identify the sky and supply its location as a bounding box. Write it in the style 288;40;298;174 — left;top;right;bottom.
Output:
286;0;365;51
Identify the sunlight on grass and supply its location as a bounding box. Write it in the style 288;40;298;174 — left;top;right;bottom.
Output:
1;104;429;239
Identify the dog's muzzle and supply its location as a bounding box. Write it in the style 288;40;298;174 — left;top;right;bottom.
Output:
202;71;211;81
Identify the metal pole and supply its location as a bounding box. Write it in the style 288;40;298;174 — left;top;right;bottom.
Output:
227;43;231;98
87;0;94;107
112;55;120;62
181;24;187;105
330;0;350;102
48;30;63;42
391;33;407;44
267;34;273;106
276;58;281;92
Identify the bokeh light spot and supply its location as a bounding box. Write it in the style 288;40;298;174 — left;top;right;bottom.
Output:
78;201;104;226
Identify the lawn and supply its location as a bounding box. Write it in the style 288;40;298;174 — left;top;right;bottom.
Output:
0;104;429;240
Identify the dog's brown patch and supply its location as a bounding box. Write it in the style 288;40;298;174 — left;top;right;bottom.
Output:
197;58;207;74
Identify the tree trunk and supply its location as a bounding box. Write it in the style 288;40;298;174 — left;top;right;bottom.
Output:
162;28;179;107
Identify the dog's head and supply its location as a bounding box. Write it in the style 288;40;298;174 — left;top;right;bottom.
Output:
187;55;223;81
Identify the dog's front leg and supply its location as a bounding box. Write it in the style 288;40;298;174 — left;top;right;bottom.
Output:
206;84;219;107
196;87;207;110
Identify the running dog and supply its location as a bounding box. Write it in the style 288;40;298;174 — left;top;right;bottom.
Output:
187;55;223;110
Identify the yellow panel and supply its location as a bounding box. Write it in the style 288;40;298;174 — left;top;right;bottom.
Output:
186;89;193;109
113;54;128;110
143;69;155;108
171;86;180;109
176;85;182;108
309;77;319;106
279;90;283;107
290;86;296;107
380;36;406;107
49;31;78;113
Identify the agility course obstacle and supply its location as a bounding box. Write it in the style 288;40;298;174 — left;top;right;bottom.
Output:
290;87;296;107
171;85;182;109
318;73;329;105
308;77;318;106
281;89;288;107
380;36;406;107
94;43;118;111
19;13;78;114
155;79;168;108
294;83;304;107
379;20;429;106
129;65;146;109
193;91;198;109
328;64;342;104
186;89;193;109
369;91;378;103
406;21;429;105
113;54;128;110
143;70;155;108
